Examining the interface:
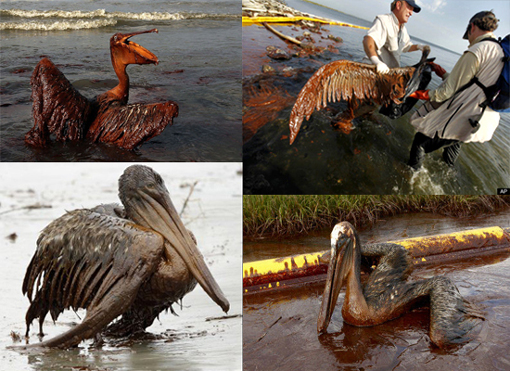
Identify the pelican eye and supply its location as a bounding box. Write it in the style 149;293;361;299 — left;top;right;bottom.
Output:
145;182;157;189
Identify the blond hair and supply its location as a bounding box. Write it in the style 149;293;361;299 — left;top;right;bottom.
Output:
472;11;499;32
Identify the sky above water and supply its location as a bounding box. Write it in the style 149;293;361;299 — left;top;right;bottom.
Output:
311;0;510;54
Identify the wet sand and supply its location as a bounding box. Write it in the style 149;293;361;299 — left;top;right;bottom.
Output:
0;163;242;371
243;212;510;370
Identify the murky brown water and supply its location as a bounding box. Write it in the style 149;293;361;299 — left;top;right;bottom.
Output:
243;211;510;370
0;163;242;371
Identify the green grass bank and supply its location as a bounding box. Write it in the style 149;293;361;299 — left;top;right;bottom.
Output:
243;195;510;239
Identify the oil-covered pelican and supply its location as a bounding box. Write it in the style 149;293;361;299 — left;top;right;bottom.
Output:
289;49;433;144
21;165;229;348
318;222;483;348
25;29;178;150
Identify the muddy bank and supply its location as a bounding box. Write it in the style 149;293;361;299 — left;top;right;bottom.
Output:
243;195;510;240
243;0;330;19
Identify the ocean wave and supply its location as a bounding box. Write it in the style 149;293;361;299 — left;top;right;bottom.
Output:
0;8;241;21
112;11;241;21
0;19;117;31
0;9;109;19
110;11;185;21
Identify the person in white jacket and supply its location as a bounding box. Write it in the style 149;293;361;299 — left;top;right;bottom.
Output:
407;11;503;169
363;0;429;73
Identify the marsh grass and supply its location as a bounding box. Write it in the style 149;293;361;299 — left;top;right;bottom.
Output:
243;195;510;239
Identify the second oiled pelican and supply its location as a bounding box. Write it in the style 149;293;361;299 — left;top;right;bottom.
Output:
318;222;483;348
21;165;229;348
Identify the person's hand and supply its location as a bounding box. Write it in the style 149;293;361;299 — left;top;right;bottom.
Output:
429;62;447;79
409;90;430;100
370;56;390;74
416;44;431;54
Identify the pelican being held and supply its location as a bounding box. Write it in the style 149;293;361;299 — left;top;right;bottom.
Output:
21;165;229;348
318;222;483;348
25;29;178;150
289;49;433;144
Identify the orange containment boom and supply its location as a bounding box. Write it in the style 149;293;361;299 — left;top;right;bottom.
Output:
243;226;510;294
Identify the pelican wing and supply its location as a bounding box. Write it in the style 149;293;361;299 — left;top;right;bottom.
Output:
25;58;95;147
87;100;179;150
288;60;414;144
22;207;165;347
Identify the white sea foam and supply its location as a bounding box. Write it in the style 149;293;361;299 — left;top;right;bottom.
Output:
0;19;117;31
109;11;185;21
0;8;240;22
409;166;445;195
0;9;109;19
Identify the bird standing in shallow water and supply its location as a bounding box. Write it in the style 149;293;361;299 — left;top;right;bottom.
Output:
21;165;229;348
318;221;483;348
26;30;178;150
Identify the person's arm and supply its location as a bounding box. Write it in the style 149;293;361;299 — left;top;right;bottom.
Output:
363;35;390;73
363;35;378;58
429;51;479;102
407;44;430;53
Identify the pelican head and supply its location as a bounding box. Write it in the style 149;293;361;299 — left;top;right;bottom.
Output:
110;29;159;67
118;165;230;313
317;222;358;334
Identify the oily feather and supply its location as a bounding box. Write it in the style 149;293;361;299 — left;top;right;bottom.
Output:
26;58;96;147
87;99;178;150
289;60;414;144
22;207;163;335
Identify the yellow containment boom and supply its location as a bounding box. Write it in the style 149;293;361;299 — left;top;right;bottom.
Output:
243;226;510;294
242;16;369;29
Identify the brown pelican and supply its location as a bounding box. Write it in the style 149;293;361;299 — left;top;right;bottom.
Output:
289;49;433;144
25;29;178;150
318;222;483;348
21;165;229;348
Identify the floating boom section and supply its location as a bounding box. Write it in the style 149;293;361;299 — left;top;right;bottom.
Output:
243;226;510;294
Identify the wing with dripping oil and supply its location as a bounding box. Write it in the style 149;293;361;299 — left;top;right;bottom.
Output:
26;58;96;147
87;100;178;150
289;60;414;144
21;208;165;347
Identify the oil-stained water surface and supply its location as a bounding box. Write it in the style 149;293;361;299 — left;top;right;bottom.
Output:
243;212;510;370
242;0;509;194
1;0;241;161
0;163;242;371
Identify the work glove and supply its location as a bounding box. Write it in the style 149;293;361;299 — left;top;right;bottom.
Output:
370;56;390;74
429;62;447;79
409;90;430;100
415;44;430;53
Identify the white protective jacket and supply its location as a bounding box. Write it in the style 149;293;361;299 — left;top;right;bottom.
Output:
410;35;504;143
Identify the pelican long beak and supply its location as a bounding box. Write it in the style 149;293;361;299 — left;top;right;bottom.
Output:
110;29;160;66
317;235;352;334
132;187;230;313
